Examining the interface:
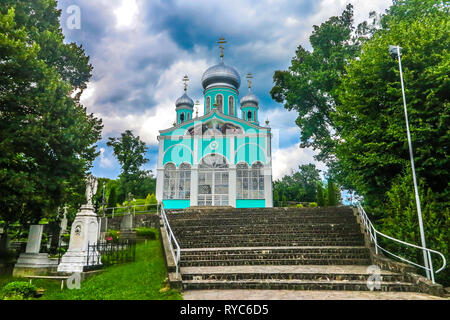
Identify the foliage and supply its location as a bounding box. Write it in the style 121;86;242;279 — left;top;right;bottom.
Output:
0;2;102;232
1;281;37;300
316;183;326;206
308;202;318;207
135;228;158;240
107;186;118;214
270;4;371;163
281;195;287;207
273;189;280;207
273;164;322;203
105;230;120;243
295;204;303;208
334;1;449;210
107;130;151;200
327;179;339;206
378;171;450;285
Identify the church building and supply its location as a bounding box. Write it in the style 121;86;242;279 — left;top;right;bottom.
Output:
155;38;273;209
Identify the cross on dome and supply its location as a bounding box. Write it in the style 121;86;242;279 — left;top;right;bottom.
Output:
217;37;227;60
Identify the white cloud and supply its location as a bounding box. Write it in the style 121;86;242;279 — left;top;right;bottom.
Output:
114;0;139;29
99;147;115;168
272;143;327;181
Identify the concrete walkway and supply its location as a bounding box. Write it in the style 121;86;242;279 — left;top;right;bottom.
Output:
183;289;447;300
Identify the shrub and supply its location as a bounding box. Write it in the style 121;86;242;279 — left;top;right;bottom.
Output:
308;202;318;207
135;228;158;240
2;282;37;300
296;204;303;208
106;230;121;242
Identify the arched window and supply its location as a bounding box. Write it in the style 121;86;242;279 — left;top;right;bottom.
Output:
215;94;223;113
177;163;191;199
206;97;211;113
180;113;185;123
228;96;235;116
163;163;177;199
187;113;190;120
254;111;256;122
236;162;264;199
247;111;252;121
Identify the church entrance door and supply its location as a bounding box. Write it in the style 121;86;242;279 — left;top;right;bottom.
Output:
198;154;229;206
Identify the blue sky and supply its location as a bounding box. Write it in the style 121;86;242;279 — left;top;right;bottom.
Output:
57;0;392;182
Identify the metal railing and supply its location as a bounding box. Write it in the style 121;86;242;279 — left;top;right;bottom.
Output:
101;204;159;218
159;202;181;278
86;239;136;269
357;203;446;283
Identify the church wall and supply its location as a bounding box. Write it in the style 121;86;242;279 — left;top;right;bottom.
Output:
199;137;230;163
204;87;238;116
236;199;266;208
163;199;191;209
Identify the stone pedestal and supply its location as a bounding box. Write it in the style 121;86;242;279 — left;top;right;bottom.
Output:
13;225;58;276
120;213;133;231
57;205;101;273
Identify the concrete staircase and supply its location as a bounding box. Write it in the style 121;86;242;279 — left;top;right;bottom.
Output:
165;207;420;292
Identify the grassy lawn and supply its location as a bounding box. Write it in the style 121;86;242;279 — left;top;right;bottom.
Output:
0;238;183;300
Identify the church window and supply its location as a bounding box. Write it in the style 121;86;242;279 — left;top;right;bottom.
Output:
254;111;256;122
216;94;223;113
247;111;252;121
228;97;235;116
163;163;191;199
180;113;185;123
206;97;211;113
237;162;264;199
187;113;190;120
163;163;177;199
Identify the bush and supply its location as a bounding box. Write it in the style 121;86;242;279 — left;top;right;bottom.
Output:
135;228;158;240
296;204;303;208
308;202;318;207
106;230;121;242
2;281;37;300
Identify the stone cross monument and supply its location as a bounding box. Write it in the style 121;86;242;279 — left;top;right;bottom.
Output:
57;175;102;273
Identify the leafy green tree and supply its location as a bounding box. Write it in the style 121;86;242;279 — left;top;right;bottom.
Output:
334;2;449;208
379;171;450;285
327;179;339;206
107;186;118;214
107;130;150;198
281;195;287;207
0;3;102;239
316;183;326;206
273;189;280;207
270;4;369;163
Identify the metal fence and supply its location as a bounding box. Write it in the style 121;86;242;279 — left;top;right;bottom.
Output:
85;240;136;270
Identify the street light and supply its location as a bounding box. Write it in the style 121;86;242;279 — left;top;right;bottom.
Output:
389;45;432;281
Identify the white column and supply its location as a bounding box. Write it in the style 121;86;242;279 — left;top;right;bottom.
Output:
156;168;164;202
264;166;273;207
229;165;236;207
190;166;198;207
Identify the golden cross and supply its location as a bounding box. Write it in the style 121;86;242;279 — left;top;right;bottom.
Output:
217;37;227;60
182;75;189;92
246;72;253;89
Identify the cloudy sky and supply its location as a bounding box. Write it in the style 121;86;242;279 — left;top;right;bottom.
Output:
57;0;392;181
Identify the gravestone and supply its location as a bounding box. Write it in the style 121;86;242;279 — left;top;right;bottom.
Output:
13;225;58;276
58;175;101;273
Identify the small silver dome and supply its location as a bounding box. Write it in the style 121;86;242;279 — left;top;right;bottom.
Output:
240;91;259;106
201;62;241;90
175;92;194;108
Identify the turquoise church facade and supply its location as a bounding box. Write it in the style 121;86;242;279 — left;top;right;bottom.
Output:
156;44;273;209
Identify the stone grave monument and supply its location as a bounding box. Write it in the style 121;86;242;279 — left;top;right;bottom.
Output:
13;224;58;276
57;175;102;273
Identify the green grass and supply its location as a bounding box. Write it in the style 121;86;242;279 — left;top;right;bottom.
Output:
1;238;183;300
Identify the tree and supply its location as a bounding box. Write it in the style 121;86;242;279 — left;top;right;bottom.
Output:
334;2;449;208
316;183;325;206
0;3;102;238
270;4;369;163
327;179;339;206
273;189;280;207
273;164;321;203
107;130;150;198
107;186;118;213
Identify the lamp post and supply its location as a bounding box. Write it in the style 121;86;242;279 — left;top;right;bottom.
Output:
389;45;432;281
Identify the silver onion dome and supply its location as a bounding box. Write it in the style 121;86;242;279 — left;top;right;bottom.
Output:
240;91;259;106
201;62;241;90
175;92;194;108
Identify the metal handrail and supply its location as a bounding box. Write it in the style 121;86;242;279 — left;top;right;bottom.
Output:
159;202;181;278
102;204;158;217
357;203;446;284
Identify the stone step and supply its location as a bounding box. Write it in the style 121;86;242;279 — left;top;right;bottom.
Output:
180;258;372;267
182;279;415;292
181;252;371;261
180;246;370;256
177;232;363;239
174;227;361;235
167;212;356;220
180;240;366;248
